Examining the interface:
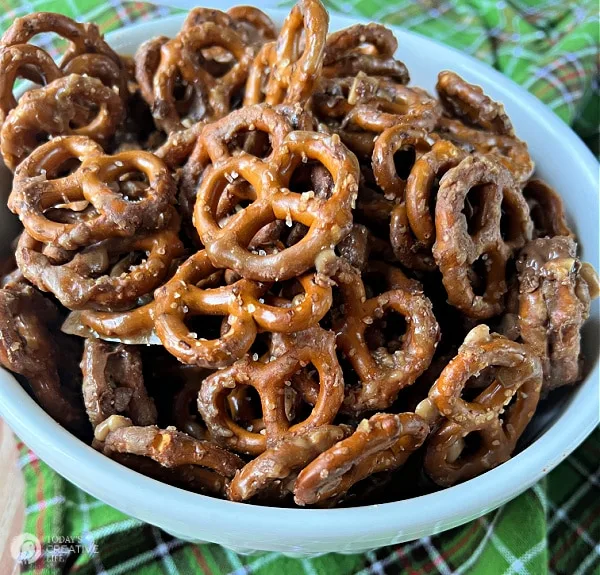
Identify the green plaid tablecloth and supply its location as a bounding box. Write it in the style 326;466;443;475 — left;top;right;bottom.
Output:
2;1;599;573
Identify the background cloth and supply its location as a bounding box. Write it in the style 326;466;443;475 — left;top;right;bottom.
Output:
1;0;598;573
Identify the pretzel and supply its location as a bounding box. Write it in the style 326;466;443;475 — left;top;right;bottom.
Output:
436;71;514;136
322;24;409;84
516;237;599;392
101;420;245;488
244;0;328;106
154;250;262;368
389;140;467;271
195;131;359;281
1;74;124;170
16;222;183;311
0;285;86;432
172;377;212;440
135;35;169;108
226;6;277;45
228;424;351;502
152;23;252;133
436;116;534;183
294;413;429;506
420;325;542;486
81;339;157;428
1;12;120;69
62;301;159;345
0;44;61;125
198;326;344;455
522;178;573;238
9;136;176;249
62;52;129;101
332;259;439;412
433;154;533;318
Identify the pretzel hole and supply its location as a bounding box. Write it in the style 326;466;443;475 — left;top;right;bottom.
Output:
468;255;489;297
226;130;273;159
463;185;487;236
464;365;497;390
449;431;483;463
183;314;230;342
365;309;407;354
288;162;334;200
110;171;151;202
499;198;524;243
109;251;147;278
68;102;102;130
226;384;263;430
393;147;416;180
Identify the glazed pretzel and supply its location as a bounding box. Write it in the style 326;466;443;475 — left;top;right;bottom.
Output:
294;413;429;506
436;71;514;136
198;326;344;455
332;259;439;412
228;424;351;502
135;35;169;107
517;237;599;392
16;221;183;311
0;12;121;69
101;420;245;486
433;154;533;319
195;131;359;282
226;6;277;45
323;24;409;83
0;44;61;124
81;339;157;428
389;140;467;271
1;74;124;170
9;136;176;249
420;325;542;486
154;250;262;368
62;52;129;101
244;0;328;106
0;285;87;432
522;178;573;238
152;23;252;132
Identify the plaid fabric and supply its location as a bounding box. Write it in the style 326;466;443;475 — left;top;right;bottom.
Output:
1;0;599;573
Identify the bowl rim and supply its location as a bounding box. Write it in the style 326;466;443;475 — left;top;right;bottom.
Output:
0;6;598;543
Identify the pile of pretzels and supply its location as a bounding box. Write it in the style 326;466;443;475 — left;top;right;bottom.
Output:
0;0;598;506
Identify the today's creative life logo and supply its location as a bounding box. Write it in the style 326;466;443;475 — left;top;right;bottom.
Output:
10;533;42;566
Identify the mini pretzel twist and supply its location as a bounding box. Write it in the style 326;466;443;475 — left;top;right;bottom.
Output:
322;24;409;84
9;136;176;249
81;339;157;428
195;131;359;282
436;71;514;136
0;285;87;432
420;325;542;486
0;44;61;124
244;0;328;106
152;23;253;132
16;220;183;311
1;74;124;170
433;154;533;319
516;237;599;392
389;139;467;271
294;413;429;506
228;424;351;502
198;326;344;455
101;420;245;491
332;259;439;412
522;178;573;239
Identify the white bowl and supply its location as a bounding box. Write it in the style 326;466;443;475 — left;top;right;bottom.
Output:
0;3;598;557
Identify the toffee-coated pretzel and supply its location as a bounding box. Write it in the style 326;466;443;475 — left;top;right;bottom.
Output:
195;131;359;282
198;326;344;455
522;178;573;239
244;0;328;106
81;339;157;428
152;23;252;132
154;250;263;368
433;154;532;319
421;325;542;486
16;221;183;311
389;140;467;271
0;285;86;431
1;74;124;170
228;424;351;502
102;420;245;485
9;136;176;249
0;12;121;69
516;237;599;392
436;71;514;136
294;413;429;506
0;44;61;125
332;259;439;412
